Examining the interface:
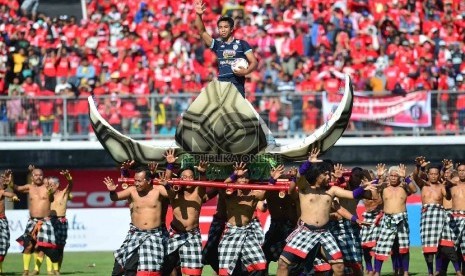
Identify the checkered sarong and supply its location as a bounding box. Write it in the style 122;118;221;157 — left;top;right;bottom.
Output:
0;217;9;256
52;217;68;247
167;227;203;275
450;210;465;260
420;204;445;253
202;215;226;269
114;224;165;272
16;217;57;249
282;220;342;264
361;209;383;249
218;220;266;275
374;212;410;260
331;219;362;263
440;209;455;248
262;219;296;262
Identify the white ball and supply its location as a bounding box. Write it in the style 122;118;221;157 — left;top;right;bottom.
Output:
231;58;249;72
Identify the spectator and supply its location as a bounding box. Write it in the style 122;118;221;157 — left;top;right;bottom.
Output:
42;49;57;91
76;58;96;86
159;120;176;136
37;89;55;138
55;77;71;94
8;77;24;96
0;100;8;137
21;0;39;21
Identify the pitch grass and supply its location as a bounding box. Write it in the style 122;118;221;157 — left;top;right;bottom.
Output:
0;248;459;275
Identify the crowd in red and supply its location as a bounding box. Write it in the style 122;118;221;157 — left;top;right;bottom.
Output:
0;0;464;138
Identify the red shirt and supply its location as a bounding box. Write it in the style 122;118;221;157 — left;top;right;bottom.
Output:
22;82;40;96
43;57;57;77
56;56;70;77
38;91;55;117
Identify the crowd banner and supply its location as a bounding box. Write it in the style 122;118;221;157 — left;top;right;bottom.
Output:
323;91;432;127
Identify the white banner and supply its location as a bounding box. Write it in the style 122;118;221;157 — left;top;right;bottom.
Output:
6;209;131;253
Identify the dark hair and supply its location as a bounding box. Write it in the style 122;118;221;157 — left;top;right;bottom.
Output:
217;16;234;29
348;167;365;190
427;164;441;173
178;166;195;177
135;169;152;181
304;162;332;185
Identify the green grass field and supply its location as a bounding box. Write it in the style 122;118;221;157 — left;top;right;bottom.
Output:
0;248;459;275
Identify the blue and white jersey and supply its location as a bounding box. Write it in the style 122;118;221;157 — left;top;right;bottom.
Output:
210;38;252;87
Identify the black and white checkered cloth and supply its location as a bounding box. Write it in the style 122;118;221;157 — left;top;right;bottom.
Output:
330;219;362;263
374;212;410;260
262;219;296;262
52;217;68;247
0;217;10;256
218;220;266;275
451;210;465;260
202;215;226;269
16;217;57;249
283;220;342;264
361;209;383;249
167;227;203;275
114;223;166;272
440;209;455;248
420;204;445;253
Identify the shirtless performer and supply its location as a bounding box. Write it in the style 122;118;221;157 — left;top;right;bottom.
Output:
45;170;73;274
218;162;283;275
276;154;375;276
412;156;448;276
162;149;207;276
361;164;385;276
373;164;417;276
106;168;168;276
0;170;19;273
14;166;60;276
441;162;465;276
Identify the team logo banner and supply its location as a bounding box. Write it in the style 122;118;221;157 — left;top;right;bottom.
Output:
322;91;431;127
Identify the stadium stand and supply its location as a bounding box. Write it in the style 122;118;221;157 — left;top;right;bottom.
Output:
0;0;464;139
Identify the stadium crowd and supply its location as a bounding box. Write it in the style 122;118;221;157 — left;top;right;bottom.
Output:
0;0;464;138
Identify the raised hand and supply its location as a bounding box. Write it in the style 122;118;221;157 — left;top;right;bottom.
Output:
103;177;118;191
270;165;285;180
376;163;386;178
157;171;169;187
233;162;248;177
398;164;406;178
148;162;158;174
121;160;135;170
442;159;453;170
332;163;344;179
309;148;320;162
194;160;208;173
60;170;73;182
163;149;178;164
28;165;35;172
415;156;430;169
194;0;206;15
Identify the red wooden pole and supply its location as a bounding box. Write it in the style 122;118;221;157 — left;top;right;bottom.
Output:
118;177;291;191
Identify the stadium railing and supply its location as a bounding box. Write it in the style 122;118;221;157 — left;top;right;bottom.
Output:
0;89;462;141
